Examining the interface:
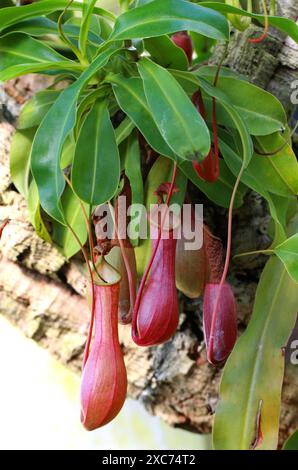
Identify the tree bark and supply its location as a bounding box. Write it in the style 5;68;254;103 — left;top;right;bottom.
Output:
0;2;297;446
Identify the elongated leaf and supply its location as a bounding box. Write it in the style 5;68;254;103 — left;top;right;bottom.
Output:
27;180;51;243
0;33;79;81
31;44;120;224
171;70;253;167
144;35;189;70
180;159;245;209
52;186;88;260
2;17;100;46
111;74;177;160
283;430;298;450
79;0;97;57
1;1;13;7
138;58;210;161
252;134;298;197
18;90;61;130
195;70;287;136
110;0;229;41
0;1;115;31
213;256;298;449
200;2;298;42
72;100;120;205
274;234;298;284
10;127;35;198
115;117;135;146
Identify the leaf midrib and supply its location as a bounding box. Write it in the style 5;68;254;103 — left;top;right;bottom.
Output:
113;14;224;40
140;62;202;156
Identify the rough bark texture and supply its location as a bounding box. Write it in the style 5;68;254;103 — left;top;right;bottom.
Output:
0;3;297;447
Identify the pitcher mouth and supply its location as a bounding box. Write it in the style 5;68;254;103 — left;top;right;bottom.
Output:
93;257;121;286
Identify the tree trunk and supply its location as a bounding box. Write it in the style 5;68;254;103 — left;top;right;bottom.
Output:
0;1;297;446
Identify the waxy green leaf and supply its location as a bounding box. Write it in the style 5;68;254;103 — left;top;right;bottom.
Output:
180;159;245;209
252;134;298;197
10;127;35;199
0;1;115;32
283;430;298;450
52;186;88;260
18;90;61;130
171;69;253;167
2;17;100;46
79;0;98;58
144;35;189;71
110;0;229;41
0;32;79;81
200;2;298;42
138;58;211;161
111;74;177;160
27;180;51;243
72;100;120;205
31;45;120;224
196;70;287;136
115;117;135;146
274;234;298;284
213;256;298;449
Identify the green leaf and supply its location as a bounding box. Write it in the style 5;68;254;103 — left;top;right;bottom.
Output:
190;32;215;63
196;76;253;168
138;58;210;161
115;117;135;146
195;69;287;136
123;132;144;247
274;234;298;284
72;100;120;205
110;74;177;160
144;35;189;70
0;1;115;31
180;159;245;209
10;127;35;199
79;0;97;58
18;90;61;130
27;180;52;243
252;134;298;197
200;2;298;42
60;135;75;169
110;0;229;41
171;70;253;167
283;430;298;450
52;186;88;260
31;44;120;224
218;131;288;243
2;17;100;46
1;1;13;7
0;33;79;81
213;256;298;449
